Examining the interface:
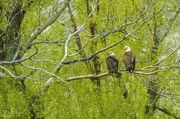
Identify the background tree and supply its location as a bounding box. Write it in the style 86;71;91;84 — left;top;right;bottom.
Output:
0;0;179;118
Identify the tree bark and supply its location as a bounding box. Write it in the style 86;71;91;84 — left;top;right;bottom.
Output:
146;0;160;114
5;0;25;60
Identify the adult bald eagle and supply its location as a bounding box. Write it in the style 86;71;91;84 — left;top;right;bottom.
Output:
106;52;121;78
122;46;136;73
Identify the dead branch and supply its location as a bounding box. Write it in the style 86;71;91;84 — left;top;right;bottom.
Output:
0;47;38;65
17;0;70;58
156;44;180;65
66;72;110;82
141;45;180;70
21;63;66;83
65;64;180;82
62;38;124;65
54;19;89;73
155;106;179;119
0;65;27;79
63;9;164;65
159;7;180;43
54;6;95;74
31;39;63;46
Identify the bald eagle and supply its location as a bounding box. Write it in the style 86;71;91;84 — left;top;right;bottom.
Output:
106;52;121;78
122;46;136;73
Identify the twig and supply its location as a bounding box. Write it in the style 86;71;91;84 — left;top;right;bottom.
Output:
142;45;180;70
21;63;66;83
0;65;26;79
159;7;180;43
156;44;180;65
155;106;179;119
31;39;63;46
0;66;15;77
0;48;38;65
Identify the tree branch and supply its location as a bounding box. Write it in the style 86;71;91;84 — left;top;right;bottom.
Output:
155;106;179;119
0;46;38;65
63;9;162;65
159;7;180;43
21;63;66;83
66;72;110;82
18;0;70;58
65;63;180;82
54;7;94;74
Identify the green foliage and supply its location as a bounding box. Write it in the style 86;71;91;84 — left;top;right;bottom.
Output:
0;78;29;118
0;0;179;118
42;77;148;119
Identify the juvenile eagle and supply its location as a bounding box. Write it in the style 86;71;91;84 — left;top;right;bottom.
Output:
122;46;136;73
106;52;121;78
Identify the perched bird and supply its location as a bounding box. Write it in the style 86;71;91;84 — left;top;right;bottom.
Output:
122;46;136;73
106;52;121;78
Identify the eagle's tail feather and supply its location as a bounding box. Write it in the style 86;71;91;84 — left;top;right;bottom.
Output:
116;71;122;78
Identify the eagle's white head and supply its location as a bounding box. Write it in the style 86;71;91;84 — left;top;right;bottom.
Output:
124;46;131;52
109;52;115;56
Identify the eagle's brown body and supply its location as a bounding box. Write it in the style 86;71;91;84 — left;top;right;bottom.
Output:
106;53;121;78
106;55;119;73
122;51;135;73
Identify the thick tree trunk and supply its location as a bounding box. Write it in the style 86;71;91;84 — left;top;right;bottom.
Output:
5;0;25;60
146;0;160;114
86;0;102;87
68;0;102;87
67;2;94;73
3;1;39;118
0;29;5;60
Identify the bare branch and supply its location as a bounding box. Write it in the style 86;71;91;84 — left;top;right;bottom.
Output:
54;7;95;74
65;63;180;82
155;106;179;119
156;44;180;65
63;7;165;65
54;21;88;73
0;65;15;77
0;47;38;65
21;63;66;83
18;0;70;58
142;45;180;70
0;65;26;79
31;39;63;46
66;72;109;82
159;7;180;43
